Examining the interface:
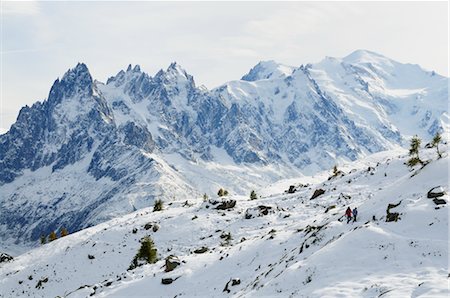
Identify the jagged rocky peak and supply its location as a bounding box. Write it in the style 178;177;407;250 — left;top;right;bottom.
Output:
153;62;195;87
241;60;295;81
106;64;147;86
48;62;94;104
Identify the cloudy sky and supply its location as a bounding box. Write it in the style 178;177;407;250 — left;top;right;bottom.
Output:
0;1;448;133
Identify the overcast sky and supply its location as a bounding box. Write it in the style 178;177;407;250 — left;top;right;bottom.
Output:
0;1;448;133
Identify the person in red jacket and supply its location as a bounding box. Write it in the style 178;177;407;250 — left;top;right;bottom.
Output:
345;207;352;224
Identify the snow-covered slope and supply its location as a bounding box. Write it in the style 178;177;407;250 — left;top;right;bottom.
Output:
0;146;447;297
0;50;448;253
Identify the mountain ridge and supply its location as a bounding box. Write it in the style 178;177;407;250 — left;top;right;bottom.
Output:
0;50;447;253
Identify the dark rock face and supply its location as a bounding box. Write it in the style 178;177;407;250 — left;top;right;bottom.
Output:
310;189;325;200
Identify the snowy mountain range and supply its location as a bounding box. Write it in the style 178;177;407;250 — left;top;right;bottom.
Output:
0;146;448;297
0;50;448;253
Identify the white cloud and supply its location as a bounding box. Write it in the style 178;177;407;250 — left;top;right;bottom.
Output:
2;1;40;16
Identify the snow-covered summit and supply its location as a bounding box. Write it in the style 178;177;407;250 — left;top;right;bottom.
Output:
241;60;295;81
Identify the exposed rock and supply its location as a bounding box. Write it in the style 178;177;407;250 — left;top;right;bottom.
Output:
310;189;325;200
215;200;236;210
287;185;296;194
35;277;49;289
386;201;401;222
338;193;351;200
0;253;13;263
132;228;138;234
152;224;160;232
161;278;174;285
223;278;241;293
194;247;208;254
165;255;181;272
324;205;336;213
144;222;157;230
427;186;445;198
433;198;446;205
88;254;95;260
245;205;274;219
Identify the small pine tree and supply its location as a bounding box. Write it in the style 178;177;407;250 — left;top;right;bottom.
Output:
129;236;158;270
332;165;338;176
153;199;164;212
60;227;68;237
203;193;208;202
218;188;224;197
40;235;46;245
431;132;442;158
48;231;57;242
407;135;423;167
223;190;229;196
250;190;258;200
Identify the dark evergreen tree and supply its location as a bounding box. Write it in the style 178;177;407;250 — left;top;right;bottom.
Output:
48;231;57;242
60;227;68;237
218;188;226;197
332;165;339;176
431;132;442;158
40;235;46;245
129;236;158;270
407;135;423;167
153;199;164;212
250;190;258;200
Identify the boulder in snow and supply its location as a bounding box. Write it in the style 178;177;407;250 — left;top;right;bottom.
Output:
245;205;274;219
433;198;446;205
223;278;241;293
194;247;208;254
165;255;181;272
310;189;325;200
215;200;236;210
427;186;445;198
386;201;401;222
161;278;174;285
0;253;13;263
287;185;296;194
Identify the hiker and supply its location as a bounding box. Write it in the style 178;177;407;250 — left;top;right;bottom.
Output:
345;207;352;224
353;207;358;222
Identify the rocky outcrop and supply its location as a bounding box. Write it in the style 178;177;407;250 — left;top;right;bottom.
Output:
427;186;445;198
216;200;236;210
310;189;325;200
386;201;401;222
245;205;274;219
165;255;181;272
194;247;208;254
0;252;13;263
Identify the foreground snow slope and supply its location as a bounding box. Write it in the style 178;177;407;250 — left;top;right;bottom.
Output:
0;146;447;297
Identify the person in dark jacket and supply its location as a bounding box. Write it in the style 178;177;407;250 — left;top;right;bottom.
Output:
345;207;352;224
352;207;358;222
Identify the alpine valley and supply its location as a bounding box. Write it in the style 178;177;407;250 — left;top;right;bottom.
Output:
0;50;448;297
